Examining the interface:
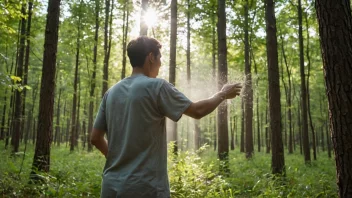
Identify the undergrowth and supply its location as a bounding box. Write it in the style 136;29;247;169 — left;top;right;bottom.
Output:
0;143;337;197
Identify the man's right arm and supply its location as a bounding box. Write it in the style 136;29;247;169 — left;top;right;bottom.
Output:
184;83;242;119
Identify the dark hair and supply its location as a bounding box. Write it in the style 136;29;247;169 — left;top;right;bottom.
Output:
127;36;162;68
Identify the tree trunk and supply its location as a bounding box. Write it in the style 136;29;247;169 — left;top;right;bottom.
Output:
280;34;293;154
1;91;8;140
265;93;270;154
168;0;178;155
70;3;82;151
31;0;61;174
265;0;285;175
75;78;81;147
305;13;317;160
315;1;352;196
230;116;235;150
298;0;310;164
217;0;229;173
240;99;245;153
21;0;33;145
212;5;217;152
251;48;260;153
140;0;148;36
88;0;100;152
102;0;111;95
55;89;61;146
12;3;27;153
244;0;253;159
121;0;129;79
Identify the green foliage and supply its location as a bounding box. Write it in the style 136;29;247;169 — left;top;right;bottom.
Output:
0;143;337;197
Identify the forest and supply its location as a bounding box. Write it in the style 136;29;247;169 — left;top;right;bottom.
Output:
0;0;351;197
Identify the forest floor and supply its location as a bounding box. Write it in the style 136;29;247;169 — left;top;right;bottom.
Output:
0;143;337;197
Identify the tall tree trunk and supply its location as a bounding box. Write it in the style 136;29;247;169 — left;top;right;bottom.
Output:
244;0;253;159
12;3;27;153
169;0;178;154
31;0;61;174
88;0;100;152
121;0;129;79
316;1;352;196
55;89;61;146
265;91;270;154
102;0;111;95
252;49;260;153
0;45;10;140
305;13;317;160
217;0;229;173
212;6;217;152
1;90;8;140
230;115;235;150
240;99;245;152
76;78;81;147
280;34;293;154
265;0;285;175
70;3;82;151
21;0;33;145
140;0;148;35
26;82;38;145
298;0;310;164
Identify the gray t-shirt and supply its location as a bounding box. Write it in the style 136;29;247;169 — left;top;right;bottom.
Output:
93;74;192;198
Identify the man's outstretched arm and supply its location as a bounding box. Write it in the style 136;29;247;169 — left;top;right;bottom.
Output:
91;128;108;157
184;83;242;119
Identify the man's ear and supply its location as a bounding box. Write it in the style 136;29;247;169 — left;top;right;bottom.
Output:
148;53;154;63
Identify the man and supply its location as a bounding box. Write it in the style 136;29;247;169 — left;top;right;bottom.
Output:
91;36;242;198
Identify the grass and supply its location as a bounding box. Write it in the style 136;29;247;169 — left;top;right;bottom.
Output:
0;143;337;197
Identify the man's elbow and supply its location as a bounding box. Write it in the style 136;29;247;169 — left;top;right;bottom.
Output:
90;136;98;146
90;129;103;146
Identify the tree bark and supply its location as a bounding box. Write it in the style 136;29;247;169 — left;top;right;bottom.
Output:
315;1;352;196
244;0;254;159
88;0;100;152
55;89;61;146
240;99;245;153
121;0;129;79
280;34;293;154
140;0;148;36
217;0;229;174
169;0;178;154
102;0;111;95
305;13;317;160
12;3;27;153
298;0;311;164
31;0;61;174
70;1;82;151
265;0;285;175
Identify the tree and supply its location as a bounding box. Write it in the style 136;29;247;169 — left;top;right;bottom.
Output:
140;0;148;36
169;0;178;154
315;1;352;196
121;0;130;79
70;0;83;151
31;0;61;174
88;0;100;152
265;0;285;175
11;3;27;153
244;0;254;159
102;0;112;95
298;0;310;164
217;0;229;173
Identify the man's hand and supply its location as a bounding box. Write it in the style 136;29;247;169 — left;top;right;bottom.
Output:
221;83;242;99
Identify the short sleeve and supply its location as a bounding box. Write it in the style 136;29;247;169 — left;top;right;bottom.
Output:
93;93;108;131
158;81;192;122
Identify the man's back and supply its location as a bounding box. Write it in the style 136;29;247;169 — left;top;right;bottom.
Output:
94;74;191;197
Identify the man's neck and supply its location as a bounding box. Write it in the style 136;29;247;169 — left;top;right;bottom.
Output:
131;66;149;77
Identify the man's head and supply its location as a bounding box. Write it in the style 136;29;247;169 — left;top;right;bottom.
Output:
127;36;162;78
